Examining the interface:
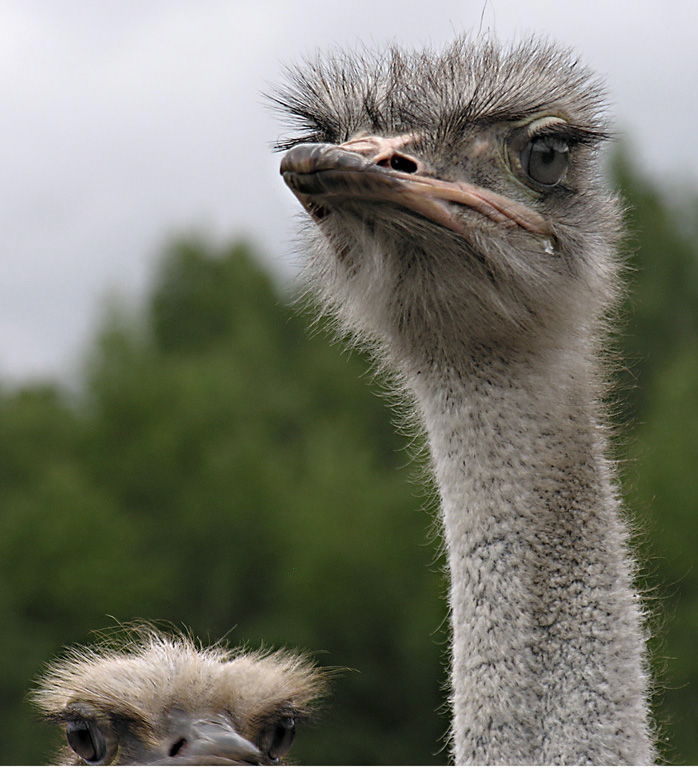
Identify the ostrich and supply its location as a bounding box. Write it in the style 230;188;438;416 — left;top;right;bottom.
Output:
275;38;654;764
32;630;325;765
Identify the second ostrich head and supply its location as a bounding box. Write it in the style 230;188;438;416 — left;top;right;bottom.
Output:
33;630;325;765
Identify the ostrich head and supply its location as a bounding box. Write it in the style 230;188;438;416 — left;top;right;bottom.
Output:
275;38;621;367
32;631;325;765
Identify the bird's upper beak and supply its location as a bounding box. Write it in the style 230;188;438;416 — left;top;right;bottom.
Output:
280;134;552;237
146;716;267;766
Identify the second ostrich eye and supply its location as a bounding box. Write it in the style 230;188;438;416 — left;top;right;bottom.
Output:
66;720;108;764
520;135;569;187
260;716;296;762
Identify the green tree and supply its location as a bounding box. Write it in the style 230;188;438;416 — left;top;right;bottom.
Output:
0;385;149;760
1;239;446;764
612;151;698;763
612;150;698;424
627;346;698;763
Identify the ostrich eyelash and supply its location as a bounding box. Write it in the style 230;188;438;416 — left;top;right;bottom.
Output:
526;119;610;147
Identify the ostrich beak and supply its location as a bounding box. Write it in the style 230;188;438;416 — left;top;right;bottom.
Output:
280;138;552;237
147;715;266;765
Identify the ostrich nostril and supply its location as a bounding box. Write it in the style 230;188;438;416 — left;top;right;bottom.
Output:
377;154;418;173
169;737;187;757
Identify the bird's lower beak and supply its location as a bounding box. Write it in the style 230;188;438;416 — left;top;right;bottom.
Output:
280;140;552;237
147;717;266;766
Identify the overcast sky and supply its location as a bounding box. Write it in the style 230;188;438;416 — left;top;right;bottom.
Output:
1;0;696;381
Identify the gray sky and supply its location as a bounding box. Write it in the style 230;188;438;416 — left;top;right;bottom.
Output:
1;0;696;381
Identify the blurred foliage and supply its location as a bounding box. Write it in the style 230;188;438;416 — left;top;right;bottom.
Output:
0;153;697;764
611;151;698;765
612;149;698;424
0;239;445;764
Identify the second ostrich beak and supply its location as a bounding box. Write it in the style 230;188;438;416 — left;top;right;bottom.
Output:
280;135;552;237
145;714;265;765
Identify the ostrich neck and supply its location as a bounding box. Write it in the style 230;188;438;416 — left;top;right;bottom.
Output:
406;342;652;765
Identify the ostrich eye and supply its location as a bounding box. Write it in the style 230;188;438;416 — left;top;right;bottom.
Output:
520;135;569;187
66;720;107;764
260;716;296;761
